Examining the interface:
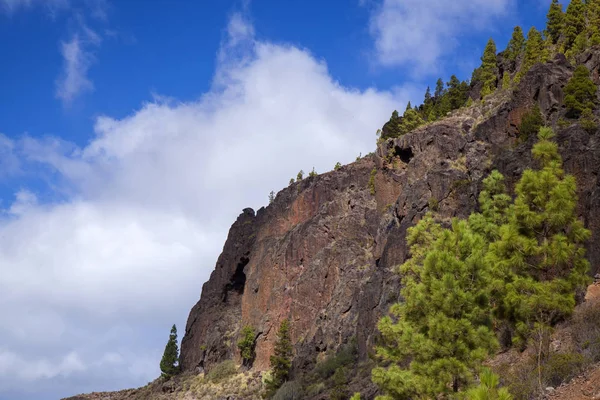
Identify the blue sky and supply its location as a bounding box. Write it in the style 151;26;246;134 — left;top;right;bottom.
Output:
0;0;550;399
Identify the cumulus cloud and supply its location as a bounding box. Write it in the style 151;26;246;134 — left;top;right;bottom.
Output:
0;11;408;400
369;0;513;73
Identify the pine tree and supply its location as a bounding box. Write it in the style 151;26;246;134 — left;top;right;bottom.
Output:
465;368;513;400
334;162;342;171
296;170;304;182
372;215;498;398
546;0;565;44
480;38;498;97
518;27;547;81
447;75;469;110
518;104;544;142
488;127;591;347
434;78;445;98
505;26;526;61
587;0;600;45
238;325;257;367
268;191;275;204
564;65;598;118
424;86;432;103
405;101;412;111
308;167;317;177
399;108;425;135
265;319;293;398
502;72;511;90
160;324;180;378
468;170;511;243
564;0;586;49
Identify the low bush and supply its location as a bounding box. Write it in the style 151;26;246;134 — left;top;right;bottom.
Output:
206;360;237;382
542;352;586;387
312;340;358;380
571;300;600;363
272;381;303;400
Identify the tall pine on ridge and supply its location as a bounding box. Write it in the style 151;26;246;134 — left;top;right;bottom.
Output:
546;0;565;44
480;38;498;97
160;324;180;378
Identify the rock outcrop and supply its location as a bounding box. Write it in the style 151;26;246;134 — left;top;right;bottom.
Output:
179;51;600;385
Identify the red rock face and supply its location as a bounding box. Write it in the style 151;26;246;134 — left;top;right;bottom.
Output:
180;52;600;379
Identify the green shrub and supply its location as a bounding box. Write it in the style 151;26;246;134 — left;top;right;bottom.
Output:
206;360;237;382
565;65;597;118
496;359;539;400
519;105;543;142
312;340;358;380
237;325;256;366
296;170;304;182
572;300;600;363
309;167;317;178
542;352;586;387
305;382;325;397
334;162;342;171
428;197;439;211
369;168;376;196
580;109;599;134
272;381;303;400
329;367;348;400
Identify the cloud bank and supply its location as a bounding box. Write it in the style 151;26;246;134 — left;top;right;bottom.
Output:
0;11;405;400
369;0;512;73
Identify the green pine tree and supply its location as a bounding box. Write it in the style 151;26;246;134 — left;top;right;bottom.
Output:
268;191;275;204
518;104;544;142
399;108;425;135
265;319;293;398
564;65;598;118
488;127;592;347
447;75;469;110
160;324;180;378
546;0;565;44
465;368;513;400
502;72;511;90
434;78;445;98
587;0;600;45
372;215;498;398
296;170;304;182
505;26;526;61
517;27;547;82
237;325;257;367
479;38;498;97
564;0;586;49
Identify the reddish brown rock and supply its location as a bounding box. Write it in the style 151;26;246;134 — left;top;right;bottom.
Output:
180;52;600;385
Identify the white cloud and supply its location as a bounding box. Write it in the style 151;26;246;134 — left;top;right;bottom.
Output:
369;0;513;73
55;30;98;105
0;11;409;400
0;350;85;381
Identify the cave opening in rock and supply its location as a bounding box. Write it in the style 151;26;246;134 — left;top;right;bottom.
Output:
222;257;249;302
394;145;414;164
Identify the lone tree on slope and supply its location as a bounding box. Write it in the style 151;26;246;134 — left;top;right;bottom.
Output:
160;324;180;378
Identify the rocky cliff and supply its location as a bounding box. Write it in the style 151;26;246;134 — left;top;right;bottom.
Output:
179;49;600;385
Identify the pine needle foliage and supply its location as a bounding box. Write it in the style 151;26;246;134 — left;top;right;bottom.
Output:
160;324;180;378
265;319;293;398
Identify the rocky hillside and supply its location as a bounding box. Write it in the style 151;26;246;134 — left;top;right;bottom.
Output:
172;46;600;391
64;46;600;400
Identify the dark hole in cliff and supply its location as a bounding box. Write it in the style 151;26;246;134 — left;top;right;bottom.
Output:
222;257;249;302
394;145;414;164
